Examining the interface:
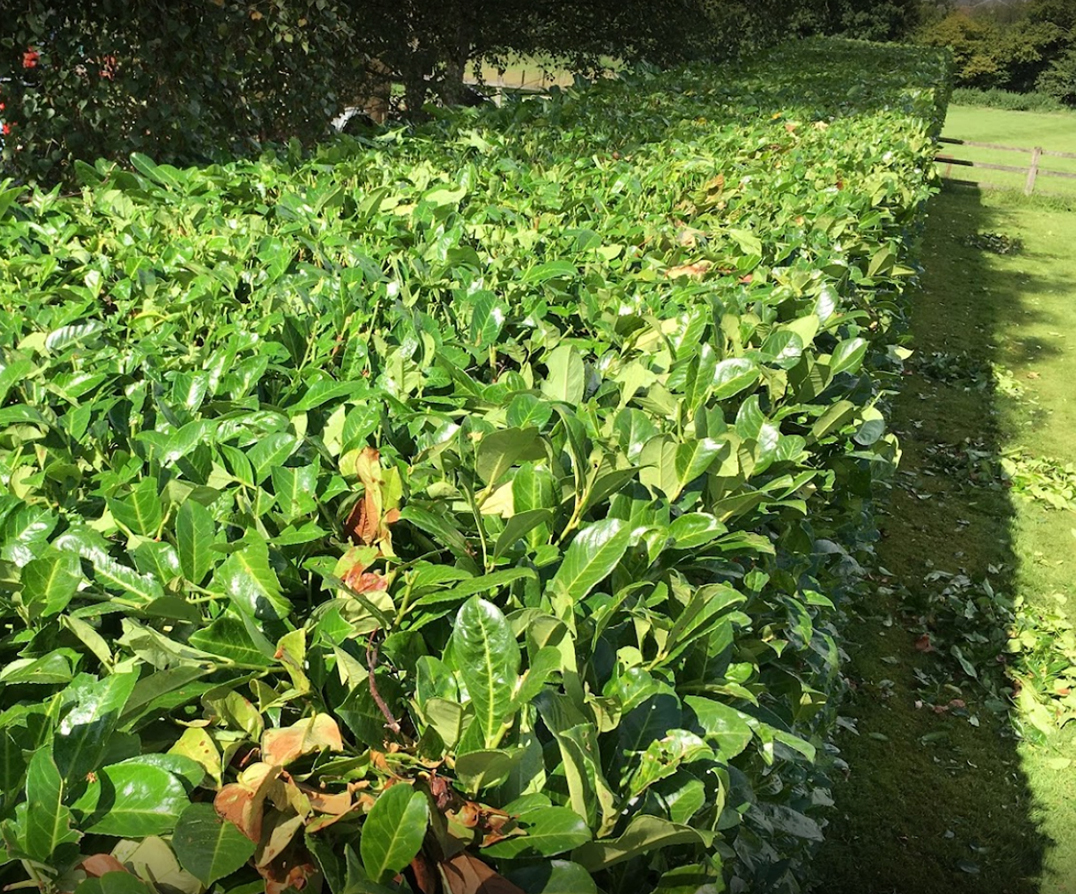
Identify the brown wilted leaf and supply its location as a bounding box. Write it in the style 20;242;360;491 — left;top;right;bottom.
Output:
344;494;379;547
81;855;129;878
262;715;344;767
268;776;312;818
343;448;402;551
343;562;389;594
439;853;525;894
214;762;281;842
304;812;354;835
665;261;712;280
675;227;706;248
454;801;482;829
480;813;520;848
344;447;384;545
301;786;352;815
259;841;318;894
914;634;934;653
411;852;440;894
427;772;456;812
703;173;725;193
256;813;306;868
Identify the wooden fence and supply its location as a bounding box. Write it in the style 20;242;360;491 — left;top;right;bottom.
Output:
464;76;552;107
936;136;1076;197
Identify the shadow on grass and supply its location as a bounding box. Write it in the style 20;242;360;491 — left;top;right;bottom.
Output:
813;183;1051;894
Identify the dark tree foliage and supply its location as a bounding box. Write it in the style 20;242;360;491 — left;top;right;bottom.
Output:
347;0;806;112
1;0;813;184
1;0;359;182
792;0;924;41
915;0;1076;101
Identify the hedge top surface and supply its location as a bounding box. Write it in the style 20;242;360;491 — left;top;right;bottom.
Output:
0;38;949;894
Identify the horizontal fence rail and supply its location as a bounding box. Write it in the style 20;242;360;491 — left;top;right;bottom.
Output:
464;76;555;106
936;137;1076;197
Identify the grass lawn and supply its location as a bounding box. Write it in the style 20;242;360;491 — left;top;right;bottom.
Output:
474;54;620;90
987;191;1076;894
814;181;1076;890
940;106;1076;198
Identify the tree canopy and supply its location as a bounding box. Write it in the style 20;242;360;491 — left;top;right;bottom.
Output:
2;0;966;185
3;0;817;182
915;0;1076;99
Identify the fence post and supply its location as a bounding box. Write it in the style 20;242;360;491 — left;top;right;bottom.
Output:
1025;147;1042;196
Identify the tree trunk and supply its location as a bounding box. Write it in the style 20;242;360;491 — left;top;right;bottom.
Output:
439;12;473;106
402;52;431;122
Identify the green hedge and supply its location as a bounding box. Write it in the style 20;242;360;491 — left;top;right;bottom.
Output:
0;38;948;894
950;86;1073;113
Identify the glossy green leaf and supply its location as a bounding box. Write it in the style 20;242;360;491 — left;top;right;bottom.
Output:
549;518;632;603
477;427;545;486
483;807;591;858
247;432;299;483
682;343;719;413
470;291;507;347
523;260;577;283
541;345;586;404
272;463;319;521
712;358;760;400
121;666;212;727
110;478;163;536
830;337;869;377
450;598;520;746
506;393;553;430
176;499;215;586
572;815;707;871
0;730;27;794
666;513;726;550
73;761;189;837
213;542;292;620
0;358;35;405
21;549;82;618
0;652;75;685
809;399;858;442
505;860;598;894
454;749;522;792
492;509;554;560
172;802;257;886
359;784;430;884
188;616;275;667
75;872;153;894
684;696;754;759
55;672;140;781
1;505;57;567
24;749;79;862
512;464;558;513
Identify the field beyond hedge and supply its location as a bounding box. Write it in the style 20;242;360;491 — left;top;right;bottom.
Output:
0;40;948;894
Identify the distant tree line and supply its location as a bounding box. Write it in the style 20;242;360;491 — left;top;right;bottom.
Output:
0;0;810;184
3;0;1067;185
915;0;1076;105
789;0;1075;106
